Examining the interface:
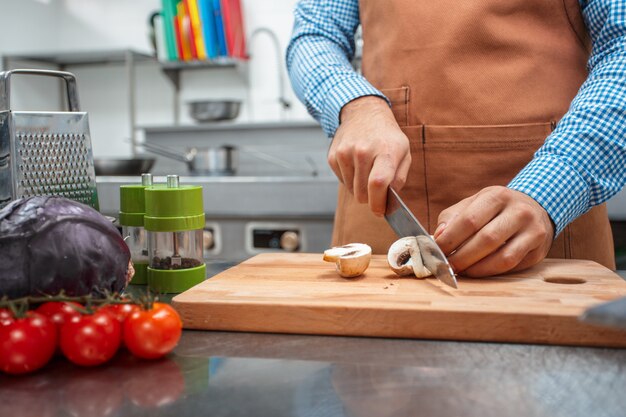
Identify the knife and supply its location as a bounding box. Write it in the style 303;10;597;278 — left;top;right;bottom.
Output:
579;296;626;330
385;188;458;289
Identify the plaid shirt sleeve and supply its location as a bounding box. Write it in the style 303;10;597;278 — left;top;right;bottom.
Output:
509;0;626;235
286;0;387;137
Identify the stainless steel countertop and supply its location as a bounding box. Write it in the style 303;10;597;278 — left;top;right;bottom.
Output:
2;331;624;417
1;269;624;417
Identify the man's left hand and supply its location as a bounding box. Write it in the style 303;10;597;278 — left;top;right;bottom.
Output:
434;186;554;277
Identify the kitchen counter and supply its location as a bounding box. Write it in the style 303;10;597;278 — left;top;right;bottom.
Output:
1;331;624;417
1;272;625;417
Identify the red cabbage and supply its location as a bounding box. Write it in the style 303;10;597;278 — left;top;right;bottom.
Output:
0;196;132;298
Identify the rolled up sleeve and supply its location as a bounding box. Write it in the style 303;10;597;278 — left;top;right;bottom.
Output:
286;0;387;137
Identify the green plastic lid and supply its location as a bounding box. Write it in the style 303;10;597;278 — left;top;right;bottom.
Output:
119;185;147;227
119;174;153;227
147;263;206;293
144;177;205;232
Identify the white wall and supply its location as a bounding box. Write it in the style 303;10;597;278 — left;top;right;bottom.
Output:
0;0;60;54
0;0;314;158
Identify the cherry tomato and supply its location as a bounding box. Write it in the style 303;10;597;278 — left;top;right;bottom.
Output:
123;303;182;360
0;308;13;326
99;303;140;324
98;304;140;350
60;310;121;367
0;312;57;375
36;301;83;355
36;301;82;332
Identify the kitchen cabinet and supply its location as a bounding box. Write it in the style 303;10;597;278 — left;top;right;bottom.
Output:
97;174;337;263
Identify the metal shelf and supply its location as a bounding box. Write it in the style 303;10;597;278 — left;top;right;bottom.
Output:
2;49;154;67
158;58;245;123
160;58;239;71
1;50;246;140
160;58;241;90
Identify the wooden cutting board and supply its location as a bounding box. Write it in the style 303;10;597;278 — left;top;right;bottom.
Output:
172;253;626;347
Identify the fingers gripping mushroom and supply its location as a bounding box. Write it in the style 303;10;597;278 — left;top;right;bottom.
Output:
323;243;372;278
387;237;432;278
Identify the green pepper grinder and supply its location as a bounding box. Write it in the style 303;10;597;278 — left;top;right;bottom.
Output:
145;175;206;293
119;173;153;285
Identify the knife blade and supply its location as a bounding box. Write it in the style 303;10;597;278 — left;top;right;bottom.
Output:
385;188;458;289
579;296;626;330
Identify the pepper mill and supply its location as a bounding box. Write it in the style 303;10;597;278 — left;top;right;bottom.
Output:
118;173;153;285
145;175;206;293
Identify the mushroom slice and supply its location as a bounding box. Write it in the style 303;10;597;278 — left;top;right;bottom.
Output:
323;243;372;278
387;237;432;279
387;237;417;276
410;240;432;278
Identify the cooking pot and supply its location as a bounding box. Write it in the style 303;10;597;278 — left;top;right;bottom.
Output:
141;142;237;176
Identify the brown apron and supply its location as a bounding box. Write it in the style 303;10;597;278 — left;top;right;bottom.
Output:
332;0;615;269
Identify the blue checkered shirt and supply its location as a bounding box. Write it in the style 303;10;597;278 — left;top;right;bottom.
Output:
286;0;626;236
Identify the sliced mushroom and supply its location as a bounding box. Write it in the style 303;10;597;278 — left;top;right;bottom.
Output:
387;237;416;276
323;243;372;278
387;237;432;278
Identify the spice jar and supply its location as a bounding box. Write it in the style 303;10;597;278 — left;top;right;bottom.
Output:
145;175;206;293
119;173;153;285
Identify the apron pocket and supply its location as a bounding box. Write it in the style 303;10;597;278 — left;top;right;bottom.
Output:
380;86;409;127
421;122;553;231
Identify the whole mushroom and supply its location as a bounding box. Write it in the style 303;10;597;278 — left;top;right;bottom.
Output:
387;237;432;278
323;243;372;278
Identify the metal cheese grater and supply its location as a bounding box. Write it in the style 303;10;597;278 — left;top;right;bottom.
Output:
0;69;99;210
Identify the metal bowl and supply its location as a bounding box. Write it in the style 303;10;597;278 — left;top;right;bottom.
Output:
94;157;155;176
188;100;241;122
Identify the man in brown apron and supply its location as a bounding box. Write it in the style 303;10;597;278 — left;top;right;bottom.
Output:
288;0;617;275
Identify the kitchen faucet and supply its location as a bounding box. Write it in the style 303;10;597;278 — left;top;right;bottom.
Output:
247;27;292;116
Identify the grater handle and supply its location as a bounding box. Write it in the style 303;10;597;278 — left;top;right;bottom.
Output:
0;69;80;112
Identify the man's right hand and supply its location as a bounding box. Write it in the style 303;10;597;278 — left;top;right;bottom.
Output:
328;96;412;217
